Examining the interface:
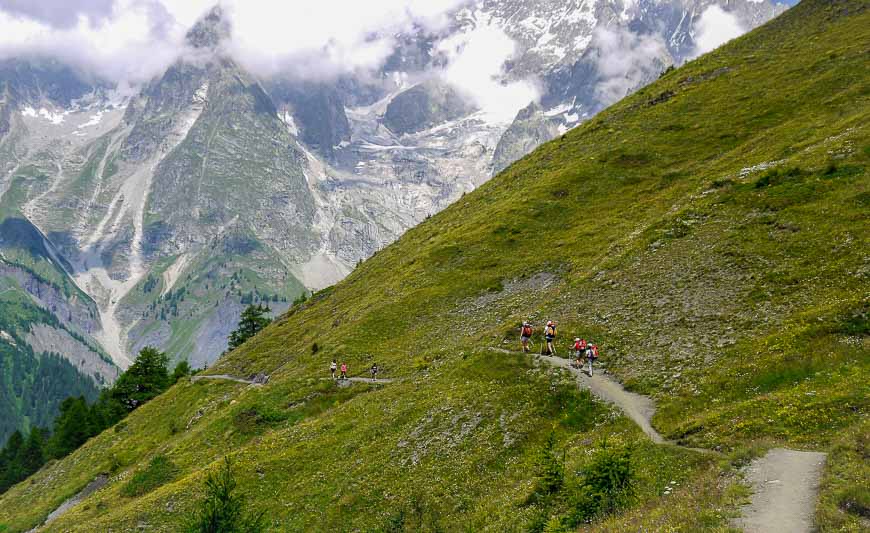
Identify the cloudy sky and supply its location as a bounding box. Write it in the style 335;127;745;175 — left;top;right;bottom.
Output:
0;0;473;84
0;0;797;119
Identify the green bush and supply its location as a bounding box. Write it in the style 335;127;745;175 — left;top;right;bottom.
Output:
121;455;178;497
527;439;636;531
232;406;286;434
753;166;804;188
534;432;565;499
186;458;265;533
580;440;635;514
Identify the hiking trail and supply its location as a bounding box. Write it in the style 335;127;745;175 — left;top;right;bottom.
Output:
490;347;665;443
491;346;828;531
335;376;395;384
191;374;395;386
27;474;108;532
190;374;265;385
732;448;827;533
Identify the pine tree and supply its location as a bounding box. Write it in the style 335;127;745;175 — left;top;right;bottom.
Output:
108;347;171;413
186;457;265;532
0;430;24;492
535;432;565;497
227;304;272;351
19;428;46;476
172;360;192;383
48;397;94;458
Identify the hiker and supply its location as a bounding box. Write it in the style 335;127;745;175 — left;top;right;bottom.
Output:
588;343;599;376
370;363;379;381
572;338;586;367
544;320;557;355
340;362;348;380
330;359;337;379
520;322;533;352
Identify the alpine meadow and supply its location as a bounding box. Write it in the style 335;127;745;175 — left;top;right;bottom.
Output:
0;0;868;531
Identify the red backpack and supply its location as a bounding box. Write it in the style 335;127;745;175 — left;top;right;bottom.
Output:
522;325;533;337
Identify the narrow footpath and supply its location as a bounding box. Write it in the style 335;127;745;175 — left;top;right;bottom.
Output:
492;346;828;533
536;353;665;444
732;448;827;533
190;374;265;385
191;374;395;385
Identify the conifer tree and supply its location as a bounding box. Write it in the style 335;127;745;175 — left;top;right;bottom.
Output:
19;428;46;474
109;347;171;412
0;430;24;491
227;304;272;351
172;360;192;383
48;397;94;458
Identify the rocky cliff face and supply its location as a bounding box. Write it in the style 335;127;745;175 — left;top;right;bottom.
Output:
383;81;478;135
492;102;561;175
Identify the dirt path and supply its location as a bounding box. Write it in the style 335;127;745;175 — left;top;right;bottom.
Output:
732;448;827;533
491;348;665;443
190;374;264;385
494;347;828;531
28;474;108;532
192;374;395;386
342;377;395;384
537;353;666;444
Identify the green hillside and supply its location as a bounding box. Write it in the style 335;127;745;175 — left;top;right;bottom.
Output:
0;282;102;443
0;216;115;443
1;0;867;531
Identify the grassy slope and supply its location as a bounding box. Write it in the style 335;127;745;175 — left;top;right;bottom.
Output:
0;1;867;530
0;277;102;442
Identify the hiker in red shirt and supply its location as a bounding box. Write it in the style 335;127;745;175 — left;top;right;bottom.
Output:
340;362;348;380
587;344;599;376
573;338;587;368
520;322;533;352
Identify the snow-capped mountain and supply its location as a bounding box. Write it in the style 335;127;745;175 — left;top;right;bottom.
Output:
0;0;788;377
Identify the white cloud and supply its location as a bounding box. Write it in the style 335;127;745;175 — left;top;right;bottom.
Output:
593;26;669;106
692;5;745;57
0;0;478;86
0;0;187;84
435;24;539;124
222;0;468;80
0;0;540;125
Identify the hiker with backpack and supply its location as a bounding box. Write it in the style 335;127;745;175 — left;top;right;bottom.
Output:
587;343;599;376
330;359;337;379
340;362;348;380
520;322;533;353
370;363;379;381
543;321;557;355
572;338;587;368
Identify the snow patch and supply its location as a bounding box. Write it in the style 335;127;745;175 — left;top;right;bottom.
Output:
20;105;69;124
0;330;16;346
278;110;299;136
38;107;68;125
76;110;104;129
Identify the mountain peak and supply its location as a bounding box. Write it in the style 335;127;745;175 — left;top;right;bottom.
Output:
186;5;230;49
